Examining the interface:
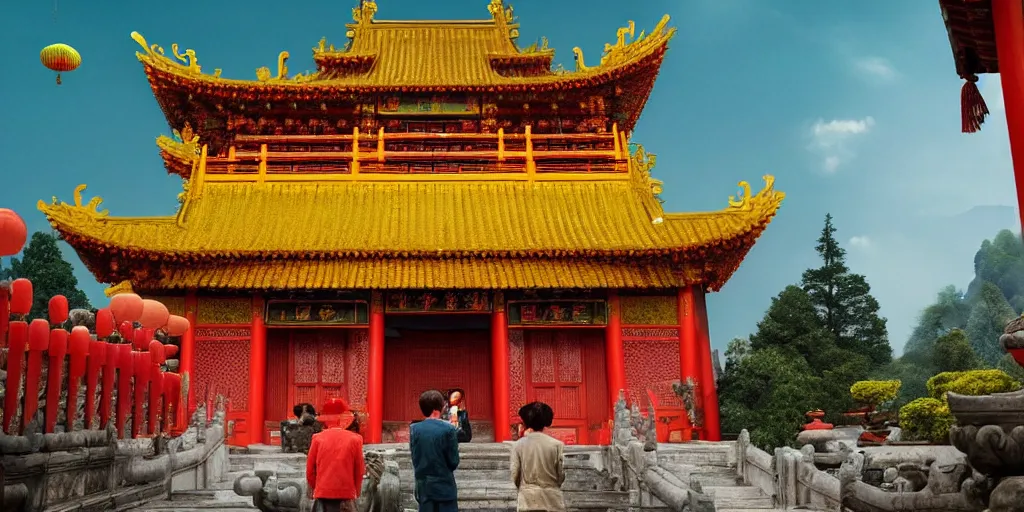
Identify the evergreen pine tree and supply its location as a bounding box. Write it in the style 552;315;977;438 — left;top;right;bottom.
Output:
3;232;91;318
801;214;892;366
965;281;1017;366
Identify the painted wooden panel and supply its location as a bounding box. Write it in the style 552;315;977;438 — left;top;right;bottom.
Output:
383;330;493;422
194;328;251;411
265;330;290;423
524;330;596;443
623;331;681;409
582;335;609;428
287;330;350;411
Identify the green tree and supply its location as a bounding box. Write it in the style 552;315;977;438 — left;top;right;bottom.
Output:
968;230;1024;309
932;329;981;372
2;232;91;318
749;286;835;367
903;286;970;357
718;347;823;450
965;281;1017;366
801;214;892;366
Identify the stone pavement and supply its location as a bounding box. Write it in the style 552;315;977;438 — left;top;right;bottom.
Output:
129;441;777;511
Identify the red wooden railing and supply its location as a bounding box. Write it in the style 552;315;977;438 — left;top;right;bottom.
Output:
0;278;187;438
200;125;631;177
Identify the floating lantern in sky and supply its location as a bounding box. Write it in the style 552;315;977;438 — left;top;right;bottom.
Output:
40;43;81;85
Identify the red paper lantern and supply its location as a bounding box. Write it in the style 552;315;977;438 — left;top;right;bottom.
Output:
48;295;69;325
28;319;50;351
10;278;33;315
149;340;165;364
110;293;144;323
69;326;91;356
95;308;114;338
139;299;169;329
117;321;134;343
163;344;179;359
0;208;27;257
165;315;190;337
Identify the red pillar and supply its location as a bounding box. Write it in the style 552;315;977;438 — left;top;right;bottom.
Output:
694;288;721;441
177;293;197;431
367;291;385;444
491;293;511;442
678;286;701;439
993;0;1024;233
248;295;267;445
605;292;627;406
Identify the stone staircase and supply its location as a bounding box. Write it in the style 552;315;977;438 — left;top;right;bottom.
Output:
658;442;775;511
130;442;774;511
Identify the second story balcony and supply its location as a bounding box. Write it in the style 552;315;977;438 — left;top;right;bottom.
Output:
190;125;630;181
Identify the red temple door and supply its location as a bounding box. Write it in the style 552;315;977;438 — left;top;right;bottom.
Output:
524;331;588;444
289;330;348;409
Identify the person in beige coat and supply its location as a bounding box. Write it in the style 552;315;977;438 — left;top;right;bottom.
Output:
510;402;565;512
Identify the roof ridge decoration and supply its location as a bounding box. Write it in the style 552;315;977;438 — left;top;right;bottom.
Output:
574;15;673;72
708;175;784;221
488;0;520;44
130;31;223;79
37;184;109;227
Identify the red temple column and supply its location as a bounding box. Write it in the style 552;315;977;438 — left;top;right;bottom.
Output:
367;291;385;444
491;292;511;442
605;292;627;406
177;292;197;430
694;288;721;441
677;286;701;438
993;0;1024;232
249;296;267;445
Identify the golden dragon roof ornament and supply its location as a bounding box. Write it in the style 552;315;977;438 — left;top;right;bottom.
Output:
573;14;674;72
488;0;520;41
353;0;378;25
131;31;223;78
37;184;110;228
727;175;784;213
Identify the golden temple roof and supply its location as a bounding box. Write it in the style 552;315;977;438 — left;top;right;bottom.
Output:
130;2;674;134
39;177;782;260
151;258;691;291
132;1;673;89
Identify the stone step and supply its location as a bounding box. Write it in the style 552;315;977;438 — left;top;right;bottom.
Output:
131;489;258;510
703;485;774;510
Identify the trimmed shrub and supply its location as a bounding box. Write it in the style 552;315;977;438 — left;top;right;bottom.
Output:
899;398;955;444
926;369;1022;399
850;380;901;407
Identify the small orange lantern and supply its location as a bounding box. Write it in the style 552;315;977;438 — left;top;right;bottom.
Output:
40;43;81;85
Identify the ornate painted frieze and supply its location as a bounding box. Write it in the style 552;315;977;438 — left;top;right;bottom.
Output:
265;300;369;326
620;295;677;325
507;300;607;326
385;290;491;313
196;297;252;325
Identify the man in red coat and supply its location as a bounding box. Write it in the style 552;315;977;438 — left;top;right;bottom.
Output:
306;397;365;512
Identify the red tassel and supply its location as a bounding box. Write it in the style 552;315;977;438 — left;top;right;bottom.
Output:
962;75;990;133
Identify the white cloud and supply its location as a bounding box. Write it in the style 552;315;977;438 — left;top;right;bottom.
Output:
854;57;897;82
808;116;875;173
849;235;872;249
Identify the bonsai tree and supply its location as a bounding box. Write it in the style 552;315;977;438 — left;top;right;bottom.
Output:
849;380;901;445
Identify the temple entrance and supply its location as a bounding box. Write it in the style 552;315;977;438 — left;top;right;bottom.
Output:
523;330;608;444
265;328;359;443
382;315;492;442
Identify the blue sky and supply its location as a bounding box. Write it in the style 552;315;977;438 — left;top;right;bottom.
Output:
0;0;1019;355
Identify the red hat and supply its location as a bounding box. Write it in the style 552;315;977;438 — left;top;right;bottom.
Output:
320;397;355;429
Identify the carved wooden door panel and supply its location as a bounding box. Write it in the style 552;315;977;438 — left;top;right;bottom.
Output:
289;330;348;410
525;331;588;444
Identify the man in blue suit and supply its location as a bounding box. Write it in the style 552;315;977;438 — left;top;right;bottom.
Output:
409;389;461;512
